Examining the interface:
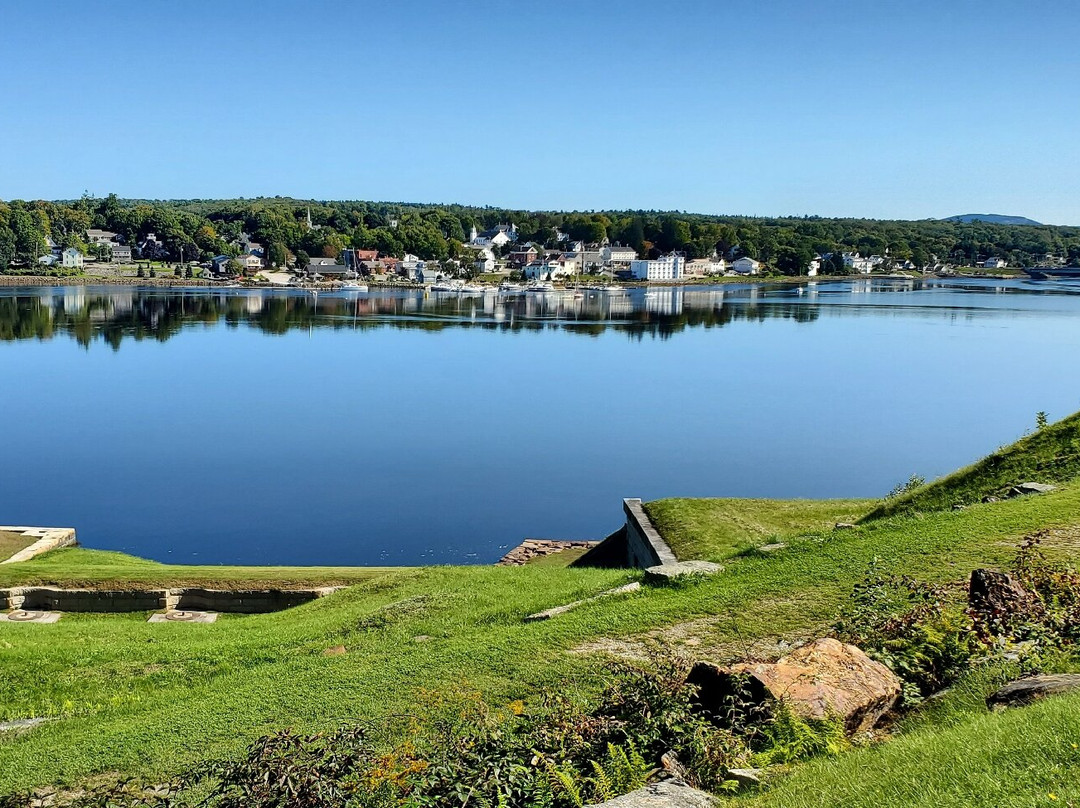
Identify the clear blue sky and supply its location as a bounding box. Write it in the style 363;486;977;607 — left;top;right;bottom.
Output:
2;0;1077;223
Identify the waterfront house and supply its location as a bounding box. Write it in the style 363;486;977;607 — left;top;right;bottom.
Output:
602;244;637;265
630;253;685;281
683;257;727;277
982;257;1008;269
111;245;133;263
304;259;351;278
523;259;574;280
731;257;761;275
343;248;379;273
62;248;84;269
842;252;877;274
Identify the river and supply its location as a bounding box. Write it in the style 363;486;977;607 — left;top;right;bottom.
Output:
2;277;1079;565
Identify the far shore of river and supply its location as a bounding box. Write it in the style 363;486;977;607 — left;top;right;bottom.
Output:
0;270;1025;289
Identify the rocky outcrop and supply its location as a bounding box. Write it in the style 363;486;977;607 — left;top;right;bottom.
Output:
968;569;1042;621
688;638;901;735
986;674;1080;710
498;540;599;566
584;780;717;808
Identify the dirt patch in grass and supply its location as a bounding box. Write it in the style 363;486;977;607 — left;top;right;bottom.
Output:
570;594;828;664
0;531;37;561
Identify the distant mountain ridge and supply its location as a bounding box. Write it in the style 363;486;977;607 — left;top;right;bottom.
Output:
943;213;1043;226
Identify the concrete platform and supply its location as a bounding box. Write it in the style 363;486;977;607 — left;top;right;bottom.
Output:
0;526;78;564
148;610;219;623
0;610;62;623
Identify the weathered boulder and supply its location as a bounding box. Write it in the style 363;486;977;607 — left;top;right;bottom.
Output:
643;561;724;586
688;638;901;735
584;780;717;808
986;674;1080;710
968;569;1042;620
834;522;857;530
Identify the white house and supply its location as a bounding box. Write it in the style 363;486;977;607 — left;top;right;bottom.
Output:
982;257;1008;269
62;248;84;269
602;244;637;264
842;252;877;274
731;257;761;275
630;253;684;281
523;259;574;280
807;256;821;277
466;245;496;273
683;257;727;277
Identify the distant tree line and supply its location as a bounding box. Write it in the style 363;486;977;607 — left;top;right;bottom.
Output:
2;194;1079;274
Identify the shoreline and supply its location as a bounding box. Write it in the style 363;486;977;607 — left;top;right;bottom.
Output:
0;271;1022;290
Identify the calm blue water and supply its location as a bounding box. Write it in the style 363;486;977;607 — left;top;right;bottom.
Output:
2;277;1080;565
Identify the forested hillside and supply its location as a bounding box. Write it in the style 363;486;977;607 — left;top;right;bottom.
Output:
3;194;1079;274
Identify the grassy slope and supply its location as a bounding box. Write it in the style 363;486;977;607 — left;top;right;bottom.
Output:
864;410;1080;520
3;485;1079;792
0;548;398;589
644;498;873;562
0;531;36;561
748;686;1080;808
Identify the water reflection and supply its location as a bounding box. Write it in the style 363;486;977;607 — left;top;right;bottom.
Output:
2;277;1078;350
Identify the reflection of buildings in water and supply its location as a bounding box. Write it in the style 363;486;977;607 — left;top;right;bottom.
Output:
682;288;725;312
244;292;265;315
642;286;683;316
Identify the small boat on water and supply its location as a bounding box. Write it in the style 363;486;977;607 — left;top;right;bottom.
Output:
340;282;368;292
1023;266;1080;280
430;281;459;292
498;281;524;294
525;280;556;293
459;283;487;294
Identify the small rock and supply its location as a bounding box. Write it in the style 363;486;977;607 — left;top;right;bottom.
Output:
834;522;856;530
584;780;717;808
323;645;347;656
660;750;690;780
981;496;1000;504
986;674;1080;710
952;504;967;511
724;768;762;788
757;543;787;553
413;635;432;643
644;561;724;586
1008;482;1057;497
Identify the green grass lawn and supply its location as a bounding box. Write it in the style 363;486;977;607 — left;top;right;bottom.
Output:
744;681;1080;808
0;548;400;590
0;531;37;561
644;498;874;562
3;483;1079;793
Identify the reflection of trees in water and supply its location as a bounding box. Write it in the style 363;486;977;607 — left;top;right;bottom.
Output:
0;289;825;348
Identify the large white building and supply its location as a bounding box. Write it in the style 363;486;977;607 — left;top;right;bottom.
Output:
629;253;684;281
